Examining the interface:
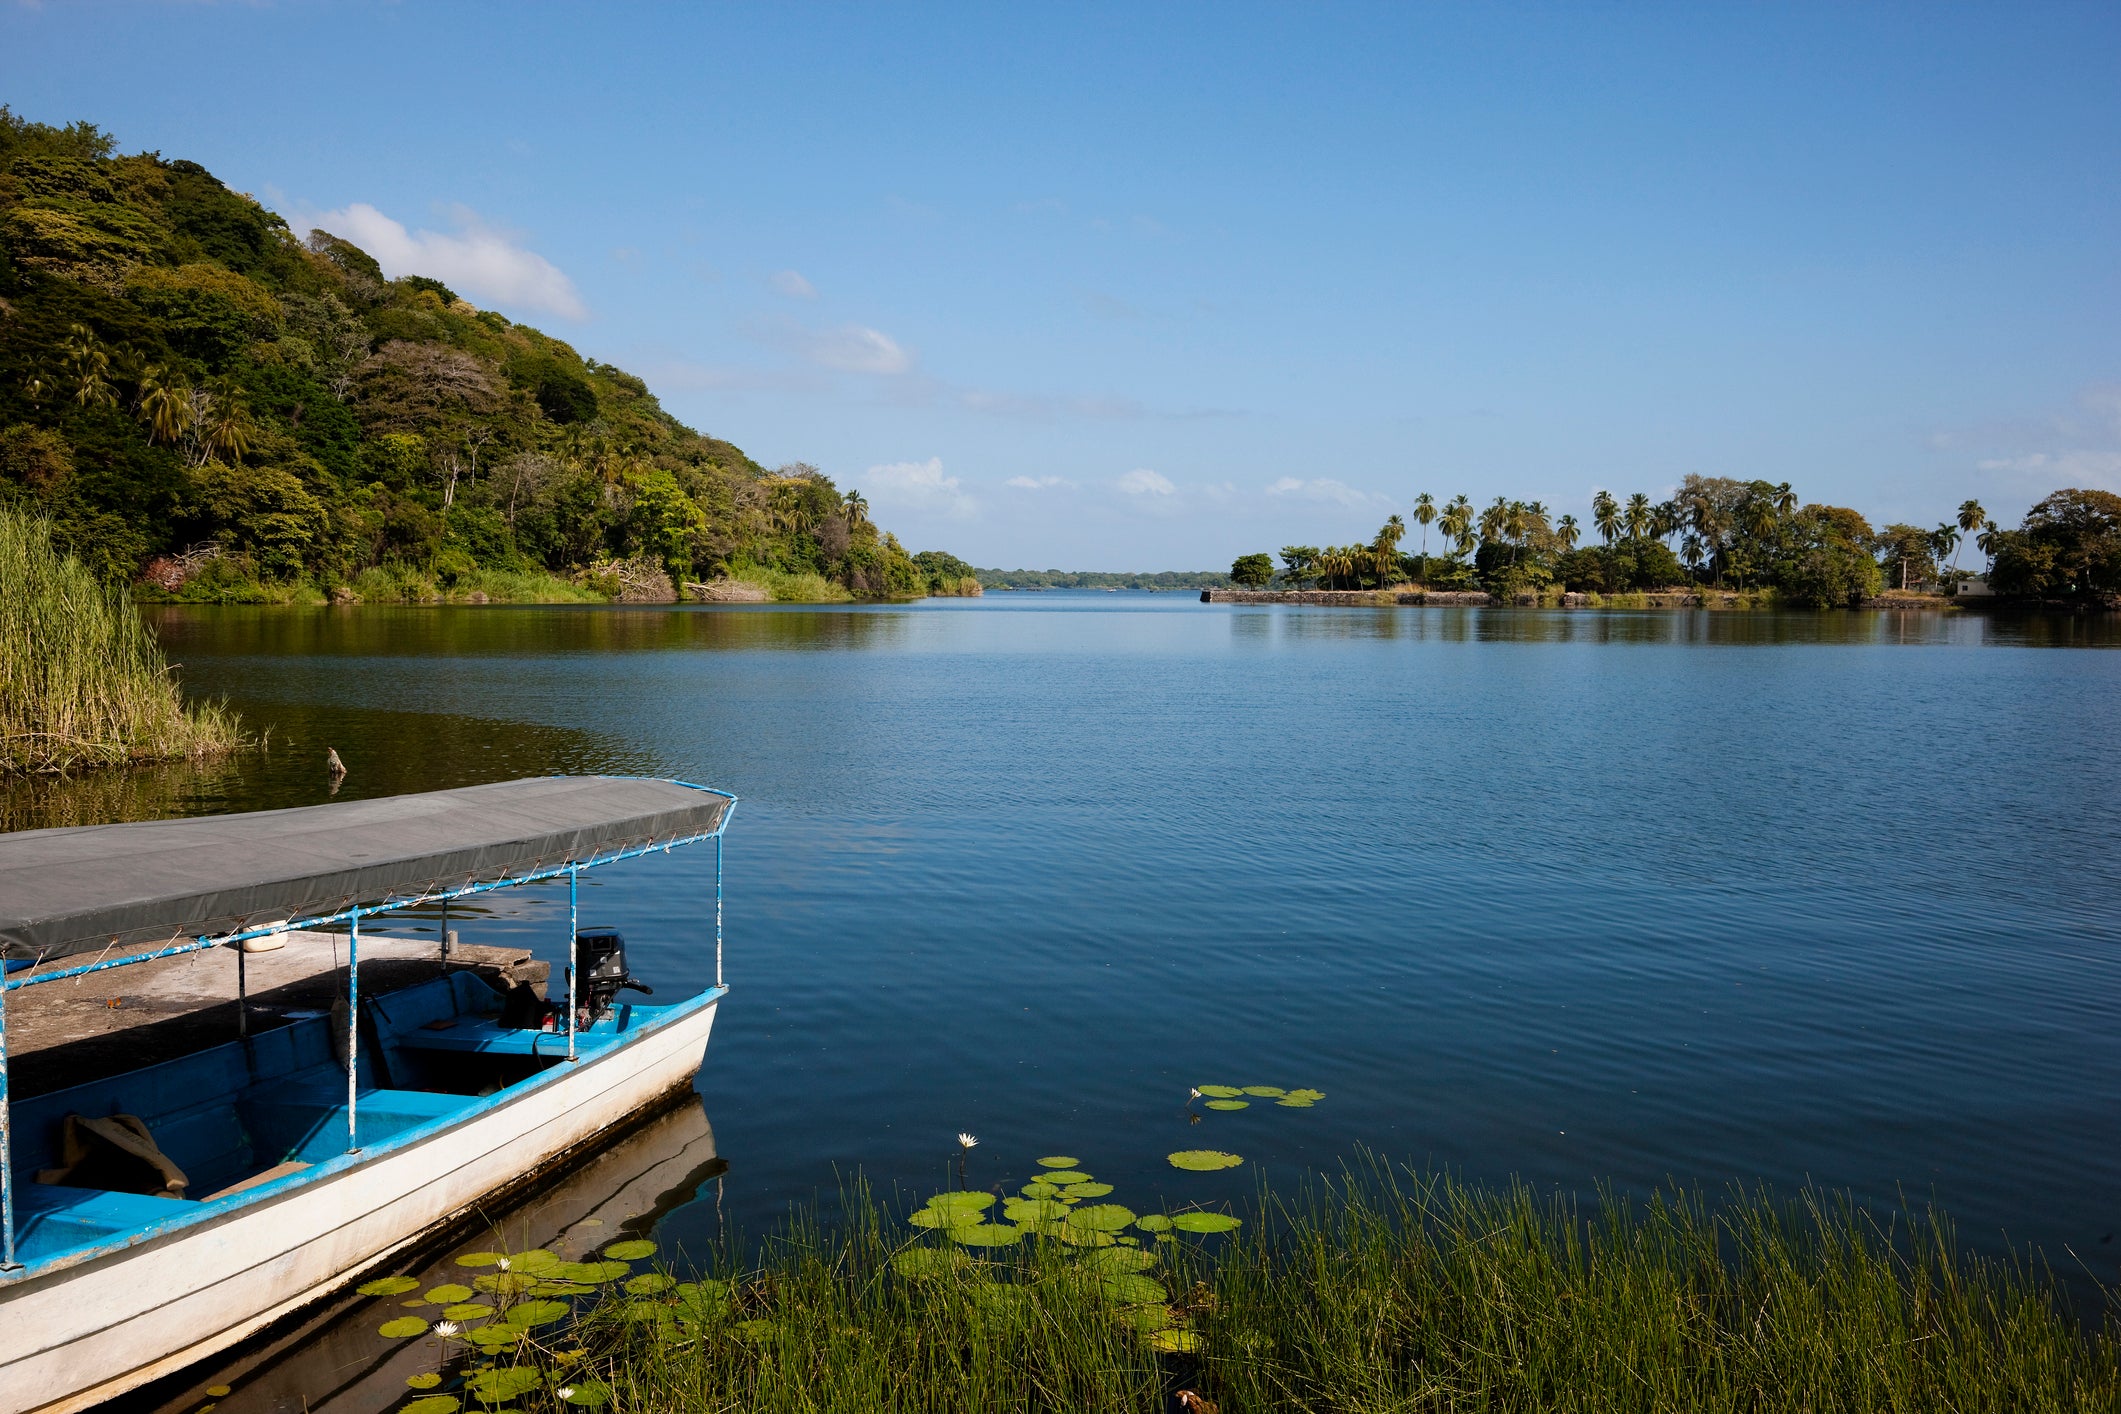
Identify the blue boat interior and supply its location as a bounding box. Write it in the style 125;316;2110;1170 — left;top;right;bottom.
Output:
6;970;668;1270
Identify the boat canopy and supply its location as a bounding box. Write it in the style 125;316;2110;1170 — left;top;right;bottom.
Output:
0;776;733;965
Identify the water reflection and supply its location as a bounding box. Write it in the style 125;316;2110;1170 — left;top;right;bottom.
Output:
1241;604;2121;648
130;1096;726;1414
146;603;921;661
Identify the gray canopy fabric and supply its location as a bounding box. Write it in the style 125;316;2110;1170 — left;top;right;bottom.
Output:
0;776;731;966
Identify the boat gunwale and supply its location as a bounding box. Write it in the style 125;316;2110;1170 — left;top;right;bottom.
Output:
0;982;727;1287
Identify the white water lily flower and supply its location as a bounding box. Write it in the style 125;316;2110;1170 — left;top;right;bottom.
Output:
1188;1088;1201;1101
434;1321;460;1337
556;1388;575;1401
495;1257;511;1270
957;1133;978;1149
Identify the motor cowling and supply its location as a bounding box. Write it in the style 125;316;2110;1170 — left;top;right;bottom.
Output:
574;928;653;1023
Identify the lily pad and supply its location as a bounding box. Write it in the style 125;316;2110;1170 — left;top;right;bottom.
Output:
378;1316;429;1338
551;1260;631;1283
1038;1170;1092;1185
1066;1204;1137;1232
1035;1155;1079;1168
442;1302;494;1320
1241;1085;1286;1097
1195;1085;1242;1098
733;1319;776;1343
1148;1328;1203;1354
555;1381;611;1408
472;1273;537;1296
1079;1246;1158;1273
601;1239;657;1261
454;1252;506;1268
1055;1225;1116;1247
1205;1099;1249;1111
403;1399;462;1414
1121;1303;1172;1332
1285;1088;1326;1102
1134;1214;1174;1232
1062;1181;1114;1198
527;1280;597;1297
1002;1197;1069;1224
465;1367;543;1404
949;1222;1025;1247
507;1250;560;1274
1167;1150;1244;1172
1276;1097;1314;1108
909;1207;978;1230
357;1276;420;1296
1020;1180;1060;1198
501;1299;571;1328
468;1325;524;1350
925;1191;995;1215
673;1280;731;1317
407;1375;442;1390
625;1272;675;1295
206;1389;231;1400
1171;1212;1243;1233
424;1283;474;1304
1101;1274;1168;1306
891;1247;968;1280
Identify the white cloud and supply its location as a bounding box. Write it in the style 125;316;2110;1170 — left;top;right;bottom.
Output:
753;317;913;374
1006;474;1075;490
770;269;818;299
1118;468;1175;496
865;457;976;518
1940;383;2121;494
303;202;587;320
1267;476;1388;508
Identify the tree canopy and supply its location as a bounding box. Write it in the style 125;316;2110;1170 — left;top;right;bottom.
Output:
0;108;966;601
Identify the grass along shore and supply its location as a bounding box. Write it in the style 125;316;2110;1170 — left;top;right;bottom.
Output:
1;505;244;775
364;1164;2117;1414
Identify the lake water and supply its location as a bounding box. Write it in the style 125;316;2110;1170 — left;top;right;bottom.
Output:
25;595;2121;1408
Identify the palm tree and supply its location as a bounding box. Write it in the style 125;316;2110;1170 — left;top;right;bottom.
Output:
1556;513;1580;550
1931;523;1960;579
1975;517;2001;567
1411;492;1436;579
135;366;192;446
844;488;870;530
1373;514;1406;586
61;324;115;410
202;384;257;464
1624;493;1651;542
1503;501;1529;565
1773;482;1797;516
1953;499;1984;573
1479;496;1509;547
1681;534;1704;579
1592;490;1620;545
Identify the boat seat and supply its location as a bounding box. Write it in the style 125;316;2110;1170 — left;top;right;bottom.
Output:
388;1014;621;1057
12;1185;186;1258
241;1082;479;1163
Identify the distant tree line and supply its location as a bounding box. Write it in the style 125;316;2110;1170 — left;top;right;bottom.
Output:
977;568;1233;590
0;109;971;602
1237;479;2121;608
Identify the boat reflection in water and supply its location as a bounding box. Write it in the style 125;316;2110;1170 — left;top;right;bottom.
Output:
133;1095;726;1414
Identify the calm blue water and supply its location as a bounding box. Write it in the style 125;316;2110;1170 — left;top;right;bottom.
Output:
91;597;2121;1285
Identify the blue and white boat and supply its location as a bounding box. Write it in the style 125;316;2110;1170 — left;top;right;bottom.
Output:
0;776;735;1414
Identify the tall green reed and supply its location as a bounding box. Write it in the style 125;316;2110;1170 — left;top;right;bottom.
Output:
1;504;245;775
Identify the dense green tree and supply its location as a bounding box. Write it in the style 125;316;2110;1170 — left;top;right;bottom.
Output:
1986;489;2121;602
0;108;948;600
1231;552;1274;587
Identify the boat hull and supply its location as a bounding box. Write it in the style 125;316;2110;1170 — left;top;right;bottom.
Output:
0;995;717;1414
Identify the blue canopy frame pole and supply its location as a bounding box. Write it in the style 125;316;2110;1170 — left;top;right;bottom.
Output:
346;910;361;1153
716;833;724;990
1;972;14;1272
567;864;579;1063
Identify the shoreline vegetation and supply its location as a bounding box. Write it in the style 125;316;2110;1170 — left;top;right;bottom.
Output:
1234;483;2121;610
0;110;977;610
1;503;242;775
369;1164;2118;1413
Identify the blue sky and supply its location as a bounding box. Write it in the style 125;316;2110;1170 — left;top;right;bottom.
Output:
7;2;2117;568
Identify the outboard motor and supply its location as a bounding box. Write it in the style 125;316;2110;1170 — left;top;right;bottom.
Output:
575;928;653;1023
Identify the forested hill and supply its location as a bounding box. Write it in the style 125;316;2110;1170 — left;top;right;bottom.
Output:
0;110;968;603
